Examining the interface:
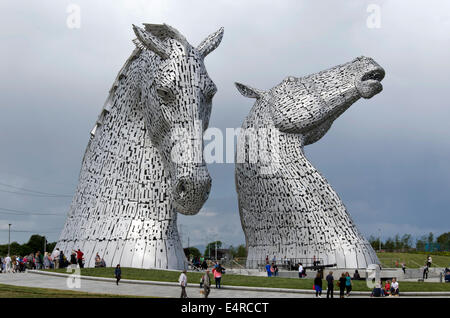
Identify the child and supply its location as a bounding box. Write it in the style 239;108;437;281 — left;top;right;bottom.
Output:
384;280;391;296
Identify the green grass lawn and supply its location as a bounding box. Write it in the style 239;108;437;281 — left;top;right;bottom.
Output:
0;283;139;298
44;267;450;292
376;252;450;268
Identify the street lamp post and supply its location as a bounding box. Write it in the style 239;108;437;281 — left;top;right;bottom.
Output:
8;224;11;256
378;228;382;251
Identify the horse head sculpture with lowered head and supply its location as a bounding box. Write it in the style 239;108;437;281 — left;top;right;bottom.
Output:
133;23;224;214
55;24;223;269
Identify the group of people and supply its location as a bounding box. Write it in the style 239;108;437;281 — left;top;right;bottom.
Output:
314;271;360;298
265;262;279;277
371;278;400;297
0;248;87;273
0;254;46;272
178;261;226;298
0;251;68;272
51;248;85;269
191;256;208;271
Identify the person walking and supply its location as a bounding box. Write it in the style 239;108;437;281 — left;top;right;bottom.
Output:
345;272;352;297
179;269;188;298
401;263;406;274
338;273;346;298
11;255;17;272
326;271;334;298
423;264;429;280
202;270;211;298
5;255;11;273
314;272;323;298
115;264;122;285
427;255;432;268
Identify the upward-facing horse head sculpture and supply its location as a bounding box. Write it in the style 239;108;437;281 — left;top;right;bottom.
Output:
56;24;223;269
235;56;385;268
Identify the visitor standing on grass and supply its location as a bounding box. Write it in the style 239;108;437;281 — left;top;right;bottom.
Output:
179;269;188;298
338;273;346;298
314;272;323;298
265;263;272;277
43;252;51;269
326;271;334;298
298;263;303;278
35;251;42;270
115;264;121;285
202;270;211;298
70;251;77;265
345;272;352;297
51;248;60;269
427;255;432;268
213;265;222;288
76;249;84;268
273;264;279;277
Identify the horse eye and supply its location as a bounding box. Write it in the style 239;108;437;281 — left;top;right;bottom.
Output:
156;88;175;101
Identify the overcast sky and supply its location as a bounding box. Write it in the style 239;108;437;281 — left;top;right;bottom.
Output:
0;0;449;250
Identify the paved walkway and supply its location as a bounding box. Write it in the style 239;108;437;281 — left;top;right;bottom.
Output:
1;272;448;298
0;273;316;298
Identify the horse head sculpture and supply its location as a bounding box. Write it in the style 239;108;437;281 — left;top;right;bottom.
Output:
55;24;223;269
235;56;385;268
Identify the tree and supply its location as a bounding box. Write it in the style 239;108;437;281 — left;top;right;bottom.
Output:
384;237;394;251
368;235;380;251
416;235;427;251
0;235;57;257
427;232;434;245
46;241;57;253
437;232;450;251
400;234;412;250
236;244;247;258
26;234;46;253
204;241;222;259
394;234;402;250
184;247;201;259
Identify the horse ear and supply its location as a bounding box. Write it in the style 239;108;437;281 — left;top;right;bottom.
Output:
235;82;264;99
197;27;224;59
132;24;170;59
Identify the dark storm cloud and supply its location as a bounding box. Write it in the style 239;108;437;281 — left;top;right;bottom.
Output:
0;0;449;247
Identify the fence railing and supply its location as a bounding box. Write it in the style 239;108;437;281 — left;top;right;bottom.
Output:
242;258;324;270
